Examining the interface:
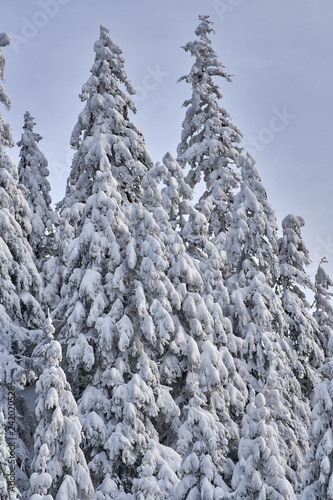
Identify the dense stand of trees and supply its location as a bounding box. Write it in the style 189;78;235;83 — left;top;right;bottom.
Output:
0;16;332;500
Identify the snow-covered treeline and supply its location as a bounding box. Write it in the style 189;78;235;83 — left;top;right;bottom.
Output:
0;15;332;500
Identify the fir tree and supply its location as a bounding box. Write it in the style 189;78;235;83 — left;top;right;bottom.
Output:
227;255;310;490
302;361;333;499
225;153;279;285
313;258;333;355
232;392;296;499
145;157;247;494
55;26;182;497
173;21;250;483
222;151;311;489
55;23;153;386
0;36;44;329
67;24;152;207
0;32;45;495
143;161;233;496
17;111;57;268
17;112;60;312
277;214;324;396
301;262;333;499
177;14;242;271
29;316;94;500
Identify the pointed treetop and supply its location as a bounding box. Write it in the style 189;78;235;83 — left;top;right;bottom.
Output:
77;23;135;117
66;24;153;205
314;257;333;357
21;111;41;138
177;14;242;242
0;33;13;146
17;110;57;274
196;14;215;35
279;213;314;293
179;14;232;88
0;33;10;47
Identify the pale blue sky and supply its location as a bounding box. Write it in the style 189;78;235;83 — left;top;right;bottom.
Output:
2;0;333;279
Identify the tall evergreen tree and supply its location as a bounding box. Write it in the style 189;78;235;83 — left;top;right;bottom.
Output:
176;14;242;273
29;316;94;500
277;214;324;396
0;36;44;329
17;111;59;311
232;392;296;499
301;262;333;499
173;22;251;483
67;24;152;207
17;111;57;269
0;32;45;495
143;160;234;497
226;255;309;490
223;161;310;489
54;26;185;497
313;258;333;355
55;23;153;381
225;153;279;285
143;155;247;496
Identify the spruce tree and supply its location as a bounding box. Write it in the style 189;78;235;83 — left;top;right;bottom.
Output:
277;214;324;396
225;153;279;285
0;32;45;495
224;167;310;489
232;392;296;499
301;262;333;499
0;36;44;329
17;112;57;269
143;160;239;496
55;23;153;386
67;24;152;207
54;26;185;497
144;156;249;495
173;21;251;484
17;111;59;311
29;316;94;500
227;255;309;490
177;14;242;272
313;258;333;355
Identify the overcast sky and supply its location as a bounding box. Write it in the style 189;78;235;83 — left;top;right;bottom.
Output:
2;0;333;281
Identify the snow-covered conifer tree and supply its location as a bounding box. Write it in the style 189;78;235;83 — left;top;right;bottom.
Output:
227;256;310;490
302;358;333;499
301;262;333;499
225;153;280;285
17;112;57;268
277;214;324;396
29;316;93;500
65;24;152;207
143;156;247;494
54;26;185;497
223;162;313;490
0;36;44;329
0;33;45;495
232;392;296;499
55;23;153;385
173;23;249;468
17;112;60;311
313;258;333;355
177;14;242;271
55;22;153;319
